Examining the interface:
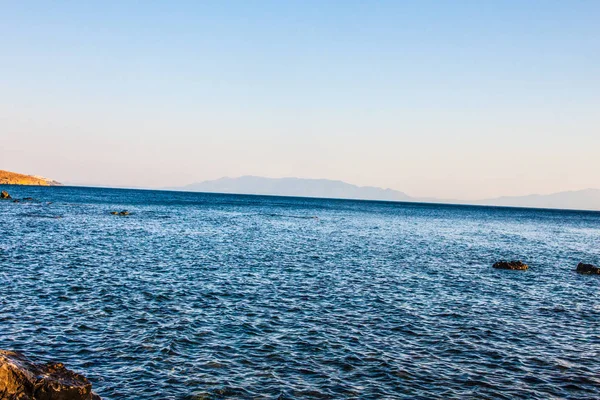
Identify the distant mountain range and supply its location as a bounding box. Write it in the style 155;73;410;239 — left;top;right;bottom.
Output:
479;189;600;211
175;176;413;202
172;176;600;211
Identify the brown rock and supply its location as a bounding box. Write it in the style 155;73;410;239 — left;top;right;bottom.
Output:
0;350;101;400
110;210;129;216
576;263;600;274
1;191;11;200
493;260;529;270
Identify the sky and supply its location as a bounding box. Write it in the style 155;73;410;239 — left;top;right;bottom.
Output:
1;1;599;200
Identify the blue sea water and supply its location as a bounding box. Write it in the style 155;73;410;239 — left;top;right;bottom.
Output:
1;185;600;399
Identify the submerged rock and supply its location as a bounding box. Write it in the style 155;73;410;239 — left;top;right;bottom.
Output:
11;197;36;203
576;263;600;275
0;350;101;399
1;190;11;200
493;260;529;270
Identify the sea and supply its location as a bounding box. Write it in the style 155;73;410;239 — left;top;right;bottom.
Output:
1;185;599;399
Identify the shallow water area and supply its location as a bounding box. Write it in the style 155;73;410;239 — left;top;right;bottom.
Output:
1;186;600;399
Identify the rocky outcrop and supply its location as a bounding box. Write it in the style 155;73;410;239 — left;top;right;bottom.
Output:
493;260;529;270
0;350;101;400
576;263;600;274
0;191;11;200
0;170;61;186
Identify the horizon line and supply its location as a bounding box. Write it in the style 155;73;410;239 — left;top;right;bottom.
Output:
3;181;600;214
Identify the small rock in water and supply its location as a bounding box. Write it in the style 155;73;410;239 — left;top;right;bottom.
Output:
493;260;529;270
1;190;11;199
110;210;130;216
0;350;101;399
576;262;600;274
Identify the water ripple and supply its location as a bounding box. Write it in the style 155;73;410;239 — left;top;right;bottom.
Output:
1;186;600;399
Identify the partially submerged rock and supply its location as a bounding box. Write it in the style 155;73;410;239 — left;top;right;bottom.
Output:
1;190;11;200
11;197;36;203
493;260;529;270
576;263;600;275
0;350;101;399
110;210;130;216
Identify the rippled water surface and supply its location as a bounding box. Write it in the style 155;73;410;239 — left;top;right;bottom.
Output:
2;186;600;399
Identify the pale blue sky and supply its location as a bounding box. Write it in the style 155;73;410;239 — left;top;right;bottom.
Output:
1;1;598;199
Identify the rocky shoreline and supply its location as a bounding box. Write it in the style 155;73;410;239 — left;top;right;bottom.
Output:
0;170;61;186
0;350;101;400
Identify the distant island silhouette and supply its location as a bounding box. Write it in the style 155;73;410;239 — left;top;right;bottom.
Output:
172;176;413;202
171;176;600;211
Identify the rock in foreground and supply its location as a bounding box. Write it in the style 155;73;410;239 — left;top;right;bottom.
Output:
576;263;600;274
0;350;101;400
1;191;11;199
493;260;529;270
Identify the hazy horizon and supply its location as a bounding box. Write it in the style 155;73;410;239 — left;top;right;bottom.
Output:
2;1;599;200
6;172;594;207
3;170;599;203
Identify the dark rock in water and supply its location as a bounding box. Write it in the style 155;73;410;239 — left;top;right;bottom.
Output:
110;210;130;216
22;197;35;201
1;190;11;200
576;263;600;274
0;350;101;399
13;199;20;203
493;260;529;270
